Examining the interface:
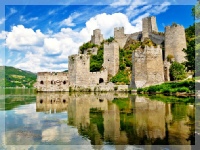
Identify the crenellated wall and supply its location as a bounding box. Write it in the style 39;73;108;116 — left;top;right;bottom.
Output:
103;41;119;77
165;24;186;63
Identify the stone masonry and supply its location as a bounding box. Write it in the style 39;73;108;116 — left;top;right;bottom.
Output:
131;45;164;88
68;54;108;86
91;29;103;45
103;41;119;77
36;72;69;92
165;24;186;63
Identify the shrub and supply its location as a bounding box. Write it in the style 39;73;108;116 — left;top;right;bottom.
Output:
137;88;143;93
177;87;190;93
170;61;186;80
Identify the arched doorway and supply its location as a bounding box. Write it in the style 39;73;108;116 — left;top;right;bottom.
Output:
99;78;104;84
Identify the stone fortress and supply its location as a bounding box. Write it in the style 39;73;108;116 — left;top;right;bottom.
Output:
35;16;187;92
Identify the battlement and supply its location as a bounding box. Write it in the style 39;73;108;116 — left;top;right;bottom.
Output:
90;69;107;75
69;54;89;61
142;16;158;39
93;29;101;35
114;27;124;32
37;72;68;76
165;24;184;30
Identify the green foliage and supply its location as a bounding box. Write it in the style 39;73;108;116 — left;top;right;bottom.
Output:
110;71;129;85
0;66;37;88
183;39;195;72
79;42;97;54
119;63;126;70
137;80;195;95
105;37;114;43
90;45;104;72
169;62;186;81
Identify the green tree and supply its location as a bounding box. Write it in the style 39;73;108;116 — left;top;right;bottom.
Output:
183;39;195;73
170;62;186;81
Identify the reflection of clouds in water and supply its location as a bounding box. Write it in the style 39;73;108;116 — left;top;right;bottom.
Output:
14;103;36;115
42;126;58;142
5;102;91;145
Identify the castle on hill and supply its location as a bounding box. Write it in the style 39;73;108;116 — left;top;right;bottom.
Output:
35;16;187;92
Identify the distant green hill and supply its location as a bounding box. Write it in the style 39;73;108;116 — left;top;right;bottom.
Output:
0;66;37;88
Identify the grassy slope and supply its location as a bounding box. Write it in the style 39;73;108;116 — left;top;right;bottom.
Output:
0;66;37;88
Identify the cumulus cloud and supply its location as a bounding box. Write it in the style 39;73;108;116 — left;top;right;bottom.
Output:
0;31;8;39
80;13;140;40
59;12;80;27
6;25;45;50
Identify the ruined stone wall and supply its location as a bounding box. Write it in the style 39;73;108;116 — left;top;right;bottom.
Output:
145;45;164;86
149;33;165;45
114;27;130;48
68;54;90;86
142;16;158;39
91;29;103;45
131;48;147;88
129;32;142;41
36;72;69;92
165;24;186;63
103;41;119;76
89;70;108;85
131;45;164;88
83;47;98;55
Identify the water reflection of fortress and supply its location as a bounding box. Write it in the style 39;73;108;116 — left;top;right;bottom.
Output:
36;93;194;146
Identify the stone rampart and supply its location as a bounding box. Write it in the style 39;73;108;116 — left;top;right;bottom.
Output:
89;70;108;85
149;33;165;45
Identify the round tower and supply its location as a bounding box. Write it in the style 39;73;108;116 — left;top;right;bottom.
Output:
164;24;186;63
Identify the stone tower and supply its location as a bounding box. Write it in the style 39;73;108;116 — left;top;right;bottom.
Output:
91;29;103;45
68;54;90;85
131;45;164;88
103;41;119;76
142;16;158;39
165;24;186;63
114;27;129;48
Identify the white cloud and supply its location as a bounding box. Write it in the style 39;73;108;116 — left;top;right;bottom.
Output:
110;0;131;7
10;8;17;15
80;13;140;40
0;31;8;39
44;38;61;55
59;12;80;27
20;16;39;23
6;25;46;50
149;1;170;15
0;18;5;25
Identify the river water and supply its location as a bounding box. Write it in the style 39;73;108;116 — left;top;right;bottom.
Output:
0;89;197;150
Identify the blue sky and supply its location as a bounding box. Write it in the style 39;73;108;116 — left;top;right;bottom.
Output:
0;2;195;72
